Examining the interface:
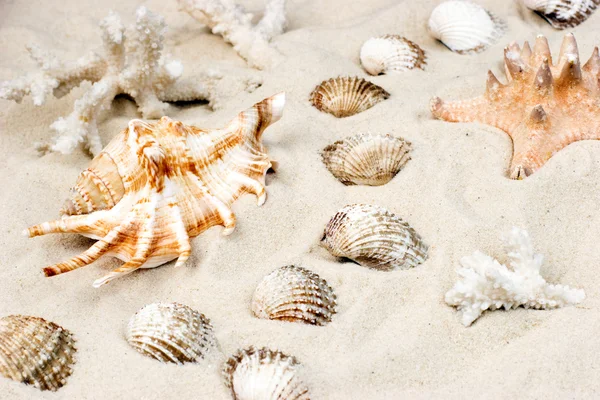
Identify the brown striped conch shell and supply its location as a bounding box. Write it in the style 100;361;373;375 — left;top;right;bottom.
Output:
24;93;285;287
360;35;427;75
522;0;599;29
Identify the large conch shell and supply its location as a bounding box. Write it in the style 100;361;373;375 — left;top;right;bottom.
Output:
25;93;285;287
522;0;599;29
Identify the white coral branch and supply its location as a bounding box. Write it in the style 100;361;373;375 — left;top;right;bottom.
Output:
445;227;585;327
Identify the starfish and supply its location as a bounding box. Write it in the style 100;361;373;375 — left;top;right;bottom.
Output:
431;33;600;179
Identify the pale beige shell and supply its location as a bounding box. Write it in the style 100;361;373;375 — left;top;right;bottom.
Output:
223;347;310;400
0;315;76;392
252;265;337;326
126;302;217;364
309;76;389;118
321;204;428;271
322;133;411;186
360;35;427;75
522;0;599;29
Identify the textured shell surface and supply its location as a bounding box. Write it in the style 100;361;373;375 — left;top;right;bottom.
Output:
522;0;599;29
0;315;76;392
309;76;390;118
431;34;600;179
126;302;217;364
223;347;310;400
25;93;285;287
321;204;428;271
360;35;427;75
252;265;337;326
428;0;507;54
321;133;411;186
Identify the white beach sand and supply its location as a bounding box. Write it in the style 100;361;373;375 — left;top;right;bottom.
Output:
1;0;599;398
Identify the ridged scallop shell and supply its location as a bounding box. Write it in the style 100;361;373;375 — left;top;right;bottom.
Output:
126;303;218;364
252;265;337;326
309;76;390;118
428;1;507;54
522;0;599;29
360;35;427;75
0;315;76;392
223;347;310;400
321;204;428;271
322;133;411;186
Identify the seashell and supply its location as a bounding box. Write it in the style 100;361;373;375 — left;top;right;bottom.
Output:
321;204;428;271
360;35;427;75
428;1;507;54
0;315;76;391
252;265;337;326
126;302;218;364
321;133;411;186
522;0;599;29
309;76;390;118
24;93;285;287
223;346;310;400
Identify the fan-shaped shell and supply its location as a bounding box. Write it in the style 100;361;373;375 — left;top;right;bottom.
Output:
0;315;76;392
321;204;428;271
252;265;337;326
126;302;218;364
322;133;411;186
428;1;507;54
522;0;599;29
309;76;390;118
223;347;310;400
360;35;427;75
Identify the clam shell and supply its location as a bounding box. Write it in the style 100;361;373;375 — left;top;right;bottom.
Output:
0;315;76;391
252;265;337;326
522;0;599;29
321;204;428;271
126;302;217;364
428;1;507;54
309;76;390;118
322;133;411;186
223;346;310;400
360;35;427;75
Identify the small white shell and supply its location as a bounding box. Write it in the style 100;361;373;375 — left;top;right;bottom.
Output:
321;204;428;271
252;265;337;326
428;1;507;54
223;347;310;400
126;302;217;364
322;133;411;186
522;0;599;29
360;35;427;75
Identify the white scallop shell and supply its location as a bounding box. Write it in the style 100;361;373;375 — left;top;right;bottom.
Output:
360;35;427;75
252;265;337;326
428;1;507;54
126;302;217;364
321;204;428;271
522;0;599;29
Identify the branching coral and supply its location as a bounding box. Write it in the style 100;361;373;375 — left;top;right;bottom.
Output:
445;227;585;326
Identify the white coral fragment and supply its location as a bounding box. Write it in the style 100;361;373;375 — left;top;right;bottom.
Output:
445;227;585;326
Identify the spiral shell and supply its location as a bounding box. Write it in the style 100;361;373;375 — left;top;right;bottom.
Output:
309;76;390;118
252;265;337;326
321;204;428;271
322;133;411;186
522;0;599;29
360;35;427;75
223;346;310;400
126;302;218;364
0;315;76;391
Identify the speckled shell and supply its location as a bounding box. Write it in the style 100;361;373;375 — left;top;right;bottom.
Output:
322;133;411;186
523;0;599;29
321;204;428;271
309;76;389;118
252;265;337;326
360;35;427;75
0;315;76;392
126;303;218;364
428;1;507;54
223;347;310;400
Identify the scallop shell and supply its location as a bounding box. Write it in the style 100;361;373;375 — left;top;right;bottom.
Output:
321;204;428;271
522;0;599;29
360;35;427;75
252;265;337;326
428;1;507;54
322;133;411;186
223;347;310;400
309;76;390;118
0;315;76;392
126;302;218;364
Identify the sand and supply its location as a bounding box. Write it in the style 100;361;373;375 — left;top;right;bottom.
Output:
1;0;599;398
